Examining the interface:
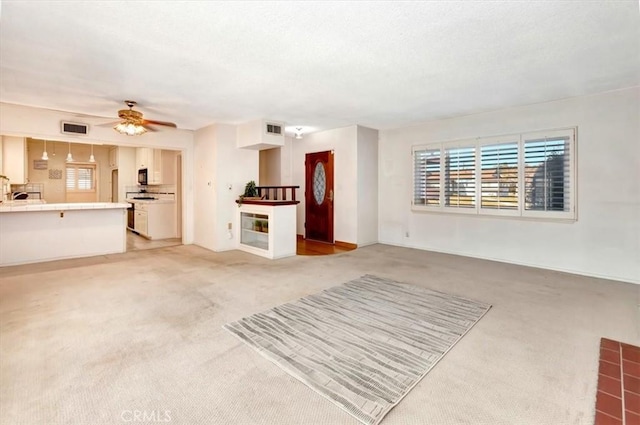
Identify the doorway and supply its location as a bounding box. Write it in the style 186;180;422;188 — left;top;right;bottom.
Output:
305;150;334;243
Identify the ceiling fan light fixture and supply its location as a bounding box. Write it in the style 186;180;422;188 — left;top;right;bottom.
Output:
114;120;147;136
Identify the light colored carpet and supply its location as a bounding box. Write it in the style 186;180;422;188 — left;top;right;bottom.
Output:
0;243;638;424
224;275;491;425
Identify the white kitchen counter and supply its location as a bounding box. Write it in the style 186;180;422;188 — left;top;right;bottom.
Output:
0;202;130;212
126;199;175;205
0;202;129;266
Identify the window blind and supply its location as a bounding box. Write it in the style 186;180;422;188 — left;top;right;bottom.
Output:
480;142;518;210
413;148;440;206
524;136;571;212
66;165;95;191
444;145;476;208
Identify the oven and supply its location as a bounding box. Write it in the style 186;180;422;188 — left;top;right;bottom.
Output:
127;202;134;230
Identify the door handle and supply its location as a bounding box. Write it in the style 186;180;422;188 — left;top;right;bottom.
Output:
328;189;333;202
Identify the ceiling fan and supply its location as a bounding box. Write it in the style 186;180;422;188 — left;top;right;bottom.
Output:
111;100;177;136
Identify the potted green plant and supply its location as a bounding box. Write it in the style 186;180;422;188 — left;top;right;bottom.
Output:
261;220;269;233
237;180;261;206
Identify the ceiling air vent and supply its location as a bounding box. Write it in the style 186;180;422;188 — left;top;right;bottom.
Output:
61;121;89;136
265;122;282;135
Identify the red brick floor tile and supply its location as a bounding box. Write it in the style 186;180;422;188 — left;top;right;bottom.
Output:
596;391;623;419
625;374;640;395
598;374;622;398
625;410;640;425
602;338;621;352
594;410;622;425
624;360;640;377
601;360;622;379
622;343;640;353
601;348;622;365
627;390;640;415
623;346;640;364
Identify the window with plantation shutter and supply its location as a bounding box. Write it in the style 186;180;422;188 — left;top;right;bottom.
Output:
412;127;576;220
480;142;519;211
523;129;574;219
445;145;476;208
413;148;441;206
66;164;96;192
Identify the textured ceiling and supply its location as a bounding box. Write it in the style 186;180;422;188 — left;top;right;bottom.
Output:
1;1;638;135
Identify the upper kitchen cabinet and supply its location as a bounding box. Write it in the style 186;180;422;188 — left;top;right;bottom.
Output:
136;147;152;170
1;136;28;184
136;148;164;184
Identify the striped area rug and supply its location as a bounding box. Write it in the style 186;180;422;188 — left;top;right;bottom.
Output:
224;274;491;425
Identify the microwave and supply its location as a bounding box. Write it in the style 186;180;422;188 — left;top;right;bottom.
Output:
138;168;148;186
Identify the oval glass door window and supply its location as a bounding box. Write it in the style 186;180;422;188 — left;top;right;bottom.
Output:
313;162;326;205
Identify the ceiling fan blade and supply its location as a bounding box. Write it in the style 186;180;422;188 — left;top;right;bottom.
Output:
97;120;121;128
144;119;177;128
141;124;157;133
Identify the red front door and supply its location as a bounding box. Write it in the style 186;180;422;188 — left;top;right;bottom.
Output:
305;151;334;243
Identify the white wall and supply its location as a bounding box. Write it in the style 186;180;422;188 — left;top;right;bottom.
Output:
214;124;258;251
193;123;259;252
292;125;358;243
0;102;196;244
193;124;218;251
379;87;640;284
357;126;379;246
259;147;281;186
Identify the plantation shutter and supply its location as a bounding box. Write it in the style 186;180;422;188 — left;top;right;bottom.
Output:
444;145;476;208
480;142;519;210
523;132;572;214
66;165;95;191
77;167;93;190
66;167;77;190
413;148;441;206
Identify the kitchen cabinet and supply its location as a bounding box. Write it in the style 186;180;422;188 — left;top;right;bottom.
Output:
136;148;163;185
131;200;176;239
1;136;27;184
134;209;148;235
238;203;296;259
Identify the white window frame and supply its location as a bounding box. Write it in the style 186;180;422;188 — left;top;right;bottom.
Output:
66;163;97;193
412;127;577;221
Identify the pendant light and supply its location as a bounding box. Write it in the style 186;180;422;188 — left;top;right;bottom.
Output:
41;140;49;160
89;144;96;163
294;127;304;139
66;142;74;162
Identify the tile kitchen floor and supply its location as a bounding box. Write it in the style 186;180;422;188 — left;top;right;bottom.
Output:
126;230;182;251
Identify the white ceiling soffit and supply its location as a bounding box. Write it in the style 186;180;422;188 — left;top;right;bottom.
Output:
0;1;638;133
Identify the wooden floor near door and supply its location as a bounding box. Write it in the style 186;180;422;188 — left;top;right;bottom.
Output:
296;235;356;256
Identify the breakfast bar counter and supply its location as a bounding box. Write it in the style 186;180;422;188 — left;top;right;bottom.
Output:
0;202;129;266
